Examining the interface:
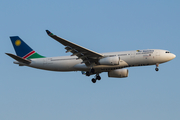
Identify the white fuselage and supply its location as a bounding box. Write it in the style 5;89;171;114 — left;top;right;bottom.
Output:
27;49;176;72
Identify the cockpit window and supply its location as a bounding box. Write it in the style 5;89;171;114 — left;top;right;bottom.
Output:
165;51;170;53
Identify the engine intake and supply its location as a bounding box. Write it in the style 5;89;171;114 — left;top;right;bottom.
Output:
108;69;128;78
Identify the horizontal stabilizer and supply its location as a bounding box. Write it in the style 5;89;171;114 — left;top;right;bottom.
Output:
5;53;31;64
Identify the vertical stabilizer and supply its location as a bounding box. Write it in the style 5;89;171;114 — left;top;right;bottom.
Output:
10;36;45;59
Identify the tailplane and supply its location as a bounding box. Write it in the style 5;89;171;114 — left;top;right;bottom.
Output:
9;36;45;59
5;53;31;64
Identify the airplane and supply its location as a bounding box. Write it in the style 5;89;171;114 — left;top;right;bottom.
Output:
6;30;176;83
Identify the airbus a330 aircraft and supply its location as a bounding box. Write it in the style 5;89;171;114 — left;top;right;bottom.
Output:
6;30;176;83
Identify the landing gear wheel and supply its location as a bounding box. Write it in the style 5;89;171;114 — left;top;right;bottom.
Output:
96;76;101;80
92;78;96;83
155;68;159;71
91;68;95;74
86;71;90;76
155;63;159;71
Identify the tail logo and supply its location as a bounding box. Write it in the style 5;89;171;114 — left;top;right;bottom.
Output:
15;40;21;46
10;36;45;59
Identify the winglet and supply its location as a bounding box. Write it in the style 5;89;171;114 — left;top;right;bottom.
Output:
5;53;31;64
46;30;54;36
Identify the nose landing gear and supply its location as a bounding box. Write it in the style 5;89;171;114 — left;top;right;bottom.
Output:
155;63;159;71
155;68;159;71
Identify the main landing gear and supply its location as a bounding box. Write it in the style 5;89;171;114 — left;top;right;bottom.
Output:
85;68;95;76
85;68;101;83
92;74;101;83
155;63;159;71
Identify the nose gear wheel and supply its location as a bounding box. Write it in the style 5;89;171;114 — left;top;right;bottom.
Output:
155;63;159;71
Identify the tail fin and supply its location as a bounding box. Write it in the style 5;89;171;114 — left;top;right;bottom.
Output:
10;36;45;59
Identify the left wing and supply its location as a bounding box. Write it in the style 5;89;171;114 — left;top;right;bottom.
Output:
46;30;104;66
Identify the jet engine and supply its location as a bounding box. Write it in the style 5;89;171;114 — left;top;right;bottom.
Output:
99;56;120;65
108;69;128;78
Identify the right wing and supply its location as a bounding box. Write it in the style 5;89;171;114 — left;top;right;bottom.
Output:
46;30;104;66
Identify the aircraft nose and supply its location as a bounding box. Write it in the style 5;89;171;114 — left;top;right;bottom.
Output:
169;53;176;60
164;53;176;62
172;53;176;59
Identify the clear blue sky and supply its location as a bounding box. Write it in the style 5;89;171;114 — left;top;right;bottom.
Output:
1;0;180;120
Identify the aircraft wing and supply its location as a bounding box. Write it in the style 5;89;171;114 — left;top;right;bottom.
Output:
46;30;104;65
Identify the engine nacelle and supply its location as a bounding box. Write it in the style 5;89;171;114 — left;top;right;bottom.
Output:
99;56;120;65
108;69;128;78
